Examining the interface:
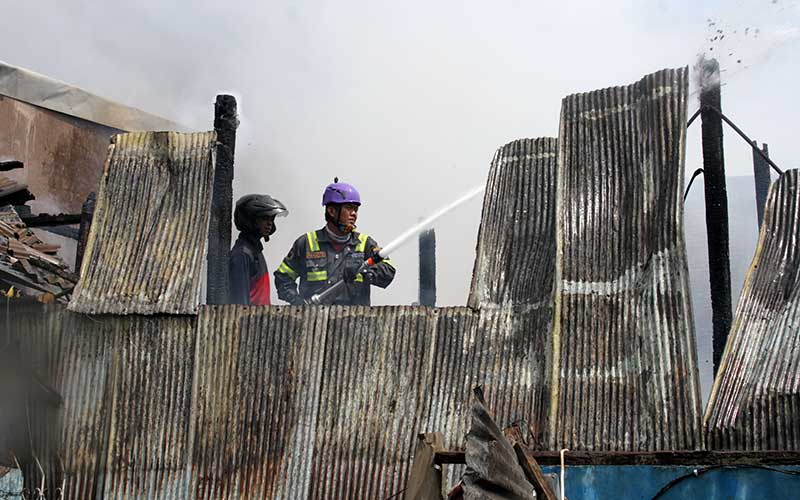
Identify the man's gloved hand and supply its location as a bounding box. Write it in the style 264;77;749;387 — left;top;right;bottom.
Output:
361;268;376;284
342;259;363;283
289;296;307;306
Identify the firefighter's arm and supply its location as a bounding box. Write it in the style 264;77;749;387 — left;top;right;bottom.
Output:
364;237;395;289
274;238;305;305
229;250;252;305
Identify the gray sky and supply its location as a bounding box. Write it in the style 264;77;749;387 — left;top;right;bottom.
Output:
1;1;797;326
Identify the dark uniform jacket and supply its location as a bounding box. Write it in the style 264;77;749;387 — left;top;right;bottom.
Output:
229;233;271;305
274;228;395;305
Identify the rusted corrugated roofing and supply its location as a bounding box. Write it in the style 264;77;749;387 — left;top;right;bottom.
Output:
469;137;557;309
704;169;800;451
69;131;216;315
10;304;562;499
549;67;702;450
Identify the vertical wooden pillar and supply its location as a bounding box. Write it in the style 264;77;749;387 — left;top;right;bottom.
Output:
206;95;238;304
700;59;733;375
419;229;436;307
752;141;771;229
75;191;96;272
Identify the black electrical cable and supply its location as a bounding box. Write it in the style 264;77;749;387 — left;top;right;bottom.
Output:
698;104;784;175
683;168;704;201
687;108;702;128
650;464;800;499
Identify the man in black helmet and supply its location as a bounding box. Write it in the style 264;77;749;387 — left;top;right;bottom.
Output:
229;194;288;305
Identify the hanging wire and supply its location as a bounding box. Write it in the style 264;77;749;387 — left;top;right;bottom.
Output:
689;104;783;175
650;465;800;499
683;168;705;201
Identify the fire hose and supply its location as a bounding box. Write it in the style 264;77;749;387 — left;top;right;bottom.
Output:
308;253;385;305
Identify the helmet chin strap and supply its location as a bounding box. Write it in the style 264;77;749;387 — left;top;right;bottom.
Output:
335;205;356;233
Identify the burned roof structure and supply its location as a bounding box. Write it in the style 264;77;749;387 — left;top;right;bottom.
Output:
550;67;702;451
705;168;800;451
468;68;702;452
3;66;799;499
68;131;216;315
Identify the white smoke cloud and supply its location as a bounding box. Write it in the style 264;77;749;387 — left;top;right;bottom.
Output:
0;0;797;320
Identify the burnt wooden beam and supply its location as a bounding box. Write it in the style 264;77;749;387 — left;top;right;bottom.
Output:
0;160;23;171
435;449;800;466
75;192;96;272
752;141;771;229
700;58;733;376
419;228;436;306
0;185;34;206
20;213;81;227
403;433;446;500
206;94;237;304
514;444;558;500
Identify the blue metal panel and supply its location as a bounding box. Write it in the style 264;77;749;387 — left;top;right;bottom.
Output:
0;468;23;498
541;465;800;500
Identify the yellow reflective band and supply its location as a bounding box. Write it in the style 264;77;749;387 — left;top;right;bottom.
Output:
307;231;320;252
277;261;298;280
355;273;364;283
356;233;369;253
381;259;394;268
307;270;328;282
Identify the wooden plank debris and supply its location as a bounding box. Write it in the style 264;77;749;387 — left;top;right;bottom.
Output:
404;433;446;500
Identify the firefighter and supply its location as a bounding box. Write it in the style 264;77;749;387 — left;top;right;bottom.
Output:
229;194;288;305
274;180;395;305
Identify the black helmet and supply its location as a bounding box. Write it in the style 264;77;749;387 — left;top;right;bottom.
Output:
234;194;288;234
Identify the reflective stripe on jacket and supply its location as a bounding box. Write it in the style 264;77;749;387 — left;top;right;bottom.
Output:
274;228;395;305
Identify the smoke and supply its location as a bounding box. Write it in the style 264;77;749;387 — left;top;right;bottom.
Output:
1;0;799;308
691;1;800;99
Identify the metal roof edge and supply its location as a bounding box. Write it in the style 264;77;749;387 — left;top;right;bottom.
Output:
0;60;186;132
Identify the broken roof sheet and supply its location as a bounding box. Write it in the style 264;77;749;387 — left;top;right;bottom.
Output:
463;389;535;500
549;66;703;450
0;60;182;131
68;131;216;315
704;169;800;451
469;137;557;308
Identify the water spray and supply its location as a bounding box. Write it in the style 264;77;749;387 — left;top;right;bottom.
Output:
309;184;486;305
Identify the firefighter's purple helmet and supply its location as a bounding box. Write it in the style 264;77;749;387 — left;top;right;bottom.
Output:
322;181;361;206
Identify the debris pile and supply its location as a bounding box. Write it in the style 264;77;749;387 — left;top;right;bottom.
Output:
0;196;77;301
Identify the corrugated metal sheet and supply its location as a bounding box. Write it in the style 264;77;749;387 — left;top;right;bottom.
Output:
68;315;195;499
469;137;557;308
6;304;565;499
0;301;64;498
704;169;800;451
550;67;702;451
69;131;216;315
190;305;326;499
463;389;535;499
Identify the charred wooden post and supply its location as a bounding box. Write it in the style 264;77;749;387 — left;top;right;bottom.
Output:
419;228;436;306
700;58;733;376
752;141;771;229
206;95;238;304
403;433;446;500
514;443;559;500
21;213;82;227
75;191;96;271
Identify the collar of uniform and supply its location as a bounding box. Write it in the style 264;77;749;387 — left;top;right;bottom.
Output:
238;232;264;252
316;227;359;246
